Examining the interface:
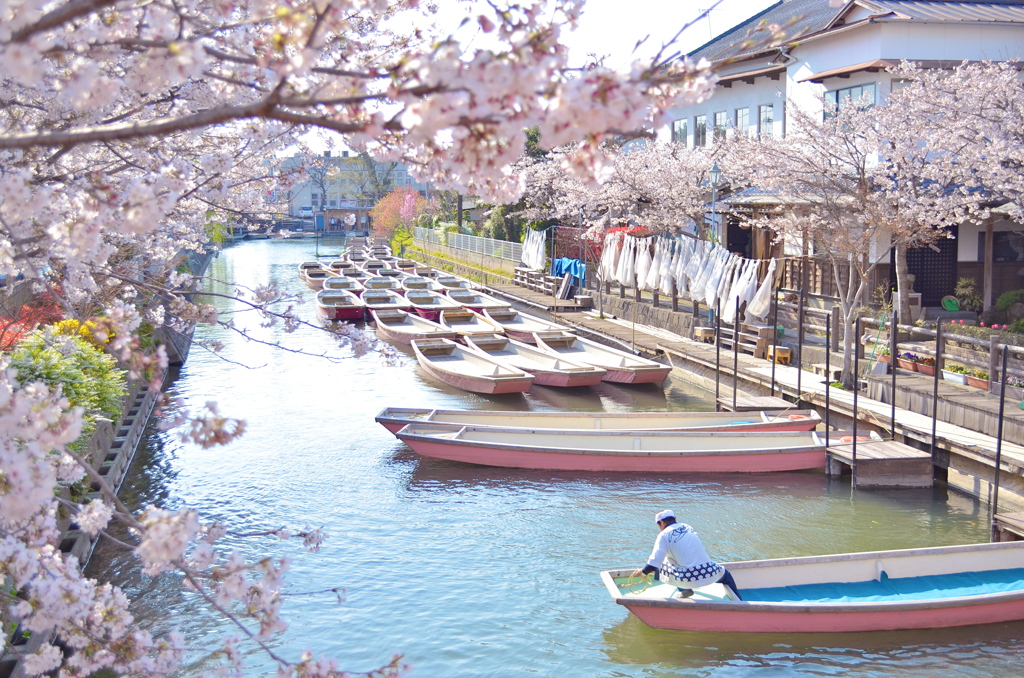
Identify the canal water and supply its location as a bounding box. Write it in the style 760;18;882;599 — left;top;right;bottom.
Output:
88;239;1024;677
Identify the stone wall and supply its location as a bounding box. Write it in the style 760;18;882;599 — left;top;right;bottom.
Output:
406;247;514;287
590;293;704;340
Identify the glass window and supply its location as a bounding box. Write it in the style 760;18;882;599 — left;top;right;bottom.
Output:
671;119;687;144
825;83;876;117
713;111;728;141
735;108;749;134
694;115;707;147
758;105;774;137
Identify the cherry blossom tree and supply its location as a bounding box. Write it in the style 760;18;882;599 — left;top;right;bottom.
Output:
0;0;719;674
370;187;427;241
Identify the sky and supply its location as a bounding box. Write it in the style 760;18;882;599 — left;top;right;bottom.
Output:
557;0;777;68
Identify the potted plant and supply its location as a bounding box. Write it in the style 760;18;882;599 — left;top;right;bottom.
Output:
991;375;1024;401
942;363;969;385
916;356;936;377
897;352;919;371
966;369;989;390
877;347;891;364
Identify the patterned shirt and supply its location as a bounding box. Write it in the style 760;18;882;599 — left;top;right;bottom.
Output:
646;522;724;588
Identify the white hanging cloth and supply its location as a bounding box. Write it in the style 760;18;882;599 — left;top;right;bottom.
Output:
600;232;620;282
644;238;663;291
737;259;762;311
658;239;675;295
701;248;729;306
746;258;778;319
615;235;635;285
635;238;654;290
521;229;547;270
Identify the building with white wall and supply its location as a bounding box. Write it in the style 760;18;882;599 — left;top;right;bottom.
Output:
664;0;1024;308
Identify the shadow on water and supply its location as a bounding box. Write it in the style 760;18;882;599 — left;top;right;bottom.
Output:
601;614;1024;676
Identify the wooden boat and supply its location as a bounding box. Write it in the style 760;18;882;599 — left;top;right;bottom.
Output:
435;276;472;293
360;288;412;315
533;332;671;384
395;258;418;271
395;424;825;471
375;407;821;435
345;251;367;264
325;259;349;273
410;338;535;394
362;260;388;274
405;289;463;322
362;276;402;292
438;309;506;339
377;267;404;278
402;276;445;293
303;267;331;290
601;541;1024;633
413;266;435;277
463;335;607;387
323;277;364;296
483;308;568;343
316;289;365;321
371;310;459;345
298;261;322;278
446;289;510;314
337;266;367;281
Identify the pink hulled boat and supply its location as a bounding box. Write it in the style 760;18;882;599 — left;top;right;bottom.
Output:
371;310;458;345
533;332;671;384
464;334;607;387
323;276;364;296
316;289;365;321
374;407;821;435
483;307;568;343
446;289;510;314
395;423;825;472
601;541;1024;633
405;289;462;322
361;288;412;316
410;339;534;394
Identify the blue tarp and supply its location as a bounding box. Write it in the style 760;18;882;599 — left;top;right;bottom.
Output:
742;568;1024;604
552;258;586;286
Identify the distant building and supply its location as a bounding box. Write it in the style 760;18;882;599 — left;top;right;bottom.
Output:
277;151;431;232
663;0;1024;309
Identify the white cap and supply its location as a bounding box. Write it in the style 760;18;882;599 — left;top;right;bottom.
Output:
655;509;675;523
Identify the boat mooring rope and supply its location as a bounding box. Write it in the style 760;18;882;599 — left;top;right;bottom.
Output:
625;571;654;594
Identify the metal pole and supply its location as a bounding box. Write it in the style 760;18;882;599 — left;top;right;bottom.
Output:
715;301;722;407
796;289;805;402
890;311;898;439
991;346;1009;541
770;288;779;396
851;317;861;489
733;297;740;411
825;314;831;447
931;318;942;459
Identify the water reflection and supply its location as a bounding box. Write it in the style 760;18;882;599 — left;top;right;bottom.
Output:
85;239;1016;678
602;614;1024;676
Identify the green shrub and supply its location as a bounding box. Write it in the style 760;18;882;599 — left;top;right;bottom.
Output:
994;289;1024;313
8;330;127;451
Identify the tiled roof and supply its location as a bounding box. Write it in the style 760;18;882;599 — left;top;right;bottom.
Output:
688;0;841;63
689;0;1024;65
871;0;1024;22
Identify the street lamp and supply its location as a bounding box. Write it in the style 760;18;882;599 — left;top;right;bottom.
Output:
709;161;722;243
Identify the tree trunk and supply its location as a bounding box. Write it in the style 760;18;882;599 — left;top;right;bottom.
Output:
893;241;912;324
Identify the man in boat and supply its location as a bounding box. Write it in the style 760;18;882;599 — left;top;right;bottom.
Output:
636;510;742;600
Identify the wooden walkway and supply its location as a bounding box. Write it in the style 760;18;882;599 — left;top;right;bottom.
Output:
540;309;1024;494
481;282;585;312
826;438;934;488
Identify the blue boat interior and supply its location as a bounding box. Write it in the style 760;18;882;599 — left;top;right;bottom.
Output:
742;568;1024;604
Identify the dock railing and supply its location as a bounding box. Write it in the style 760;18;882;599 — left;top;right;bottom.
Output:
414;227;522;262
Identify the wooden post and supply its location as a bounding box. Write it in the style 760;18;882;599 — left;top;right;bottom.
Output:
770;288;779;397
890;311;898;439
733;298;740;411
991;347;1009;541
619;283;624;298
671;279;678;312
715;301;722;407
931;318;942;461
852;317;861;490
989;336;999;392
825;314;831;447
653;291;659;308
984;218;994;311
830;306;840;352
796;289;805;400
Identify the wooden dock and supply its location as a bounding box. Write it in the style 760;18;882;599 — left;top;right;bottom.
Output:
717;395;792;412
825;438;934;488
993;513;1024;541
482;282;585;312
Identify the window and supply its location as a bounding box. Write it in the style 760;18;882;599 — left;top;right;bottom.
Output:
671;118;688;144
694;115;707;147
713;111;728;141
329;199;336;207
312;193;320;206
758;104;774;137
735;108;749;135
824;83;876;117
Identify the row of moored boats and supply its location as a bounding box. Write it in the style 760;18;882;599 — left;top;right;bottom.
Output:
299;248;673;394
